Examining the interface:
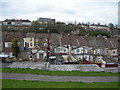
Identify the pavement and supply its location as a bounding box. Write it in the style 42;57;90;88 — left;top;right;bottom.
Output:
1;72;119;83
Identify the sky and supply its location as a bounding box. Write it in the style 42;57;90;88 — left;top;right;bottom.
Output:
1;0;119;25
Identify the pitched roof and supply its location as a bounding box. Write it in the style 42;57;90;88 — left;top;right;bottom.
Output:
2;48;13;52
25;33;118;49
4;19;31;22
5;32;22;42
32;46;41;50
95;37;106;47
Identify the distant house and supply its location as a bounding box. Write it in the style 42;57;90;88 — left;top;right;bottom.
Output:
54;46;69;54
81;24;89;29
89;24;110;31
36;49;47;60
108;48;118;57
72;46;94;61
23;33;35;50
24;33;118;59
36;17;55;25
2;19;31;26
103;37;118;56
2;33;22;58
93;47;108;55
29;46;47;60
1;48;13;58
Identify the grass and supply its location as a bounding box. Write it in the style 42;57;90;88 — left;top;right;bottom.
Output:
1;68;119;76
2;79;119;88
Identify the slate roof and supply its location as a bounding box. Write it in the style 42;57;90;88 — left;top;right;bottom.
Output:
5;32;22;42
95;37;106;47
2;48;13;52
25;33;118;49
4;19;31;22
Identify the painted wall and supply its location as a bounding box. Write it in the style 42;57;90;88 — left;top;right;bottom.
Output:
23;38;35;48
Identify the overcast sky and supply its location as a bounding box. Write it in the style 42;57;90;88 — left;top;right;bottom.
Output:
1;0;119;25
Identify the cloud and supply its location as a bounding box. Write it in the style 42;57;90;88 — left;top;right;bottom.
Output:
1;0;119;25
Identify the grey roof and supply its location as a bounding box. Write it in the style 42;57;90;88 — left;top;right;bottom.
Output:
95;37;106;47
25;33;118;49
26;33;35;37
4;19;31;22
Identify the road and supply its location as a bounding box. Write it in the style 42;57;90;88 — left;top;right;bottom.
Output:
1;72;119;83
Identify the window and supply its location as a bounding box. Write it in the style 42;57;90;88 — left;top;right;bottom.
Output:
30;43;32;46
85;56;87;59
39;54;44;59
45;39;48;42
44;43;48;47
30;38;32;41
8;22;11;25
76;49;79;53
25;42;28;47
79;57;82;60
56;48;61;52
64;50;66;52
8;43;12;47
112;51;116;54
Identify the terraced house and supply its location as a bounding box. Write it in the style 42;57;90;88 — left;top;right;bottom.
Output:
2;19;31;26
23;33;118;63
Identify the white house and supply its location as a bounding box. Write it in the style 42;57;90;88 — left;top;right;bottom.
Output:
107;48;118;56
89;25;110;31
72;46;94;61
3;19;31;26
72;46;94;54
2;33;22;58
1;48;14;58
36;50;47;60
93;47;108;55
54;46;69;54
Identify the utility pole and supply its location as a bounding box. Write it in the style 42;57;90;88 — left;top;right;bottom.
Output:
45;30;50;70
46;30;50;62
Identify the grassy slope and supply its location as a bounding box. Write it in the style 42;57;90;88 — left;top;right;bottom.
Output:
2;79;119;88
1;68;119;76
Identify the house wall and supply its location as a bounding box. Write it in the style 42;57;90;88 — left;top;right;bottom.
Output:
74;54;93;61
36;50;46;59
89;26;110;31
3;21;31;26
1;52;14;58
54;46;68;53
72;47;89;54
5;42;20;48
22;22;31;26
23;38;35;48
108;49;118;56
93;48;108;55
5;42;12;48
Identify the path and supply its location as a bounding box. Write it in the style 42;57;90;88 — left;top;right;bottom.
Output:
1;72;119;83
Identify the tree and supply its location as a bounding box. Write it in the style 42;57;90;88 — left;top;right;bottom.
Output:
12;38;20;58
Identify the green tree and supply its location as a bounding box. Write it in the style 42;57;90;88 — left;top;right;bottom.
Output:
12;38;20;58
